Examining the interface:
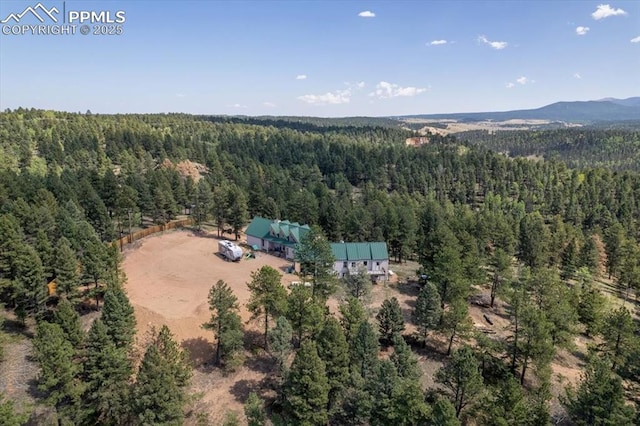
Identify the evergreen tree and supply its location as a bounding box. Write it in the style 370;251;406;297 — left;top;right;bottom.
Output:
339;296;366;344
431;397;460;426
32;321;83;421
600;306;637;371
281;341;330;426
202;280;244;365
12;243;46;320
488;247;512;308
560;238;580;281
579;235;600;274
350;322;379;378
81;319;132;425
317;316;349;409
390;334;421;380
577;280;607;336
132;325;192;425
343;266;372;301
286;283;324;347
435;345;483;418
376;297;405;344
246;266;287;349
294;226;337;300
101;284;136;350
269;316;293;373
54;236;80;298
244;392;266;426
227;186;249;241
563;356;636;426
0;393;28;426
412;281;442;346
53;298;84;348
440;297;473;356
479;377;529;426
192;179;212;229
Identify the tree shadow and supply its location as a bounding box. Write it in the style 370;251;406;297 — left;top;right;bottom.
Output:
393;281;421;298
181;337;213;367
243;329;265;351
1;317;34;339
229;379;261;403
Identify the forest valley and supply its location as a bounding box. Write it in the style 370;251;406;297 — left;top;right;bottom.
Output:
0;108;639;425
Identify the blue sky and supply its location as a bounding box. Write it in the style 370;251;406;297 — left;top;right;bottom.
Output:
1;1;639;116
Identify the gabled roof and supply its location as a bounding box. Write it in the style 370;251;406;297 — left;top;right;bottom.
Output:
245;216;311;245
246;216;272;239
330;242;389;261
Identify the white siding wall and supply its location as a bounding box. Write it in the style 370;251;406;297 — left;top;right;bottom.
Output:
246;235;263;249
333;259;389;279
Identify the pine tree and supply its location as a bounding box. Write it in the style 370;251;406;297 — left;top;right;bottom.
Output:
244;392;266;426
12;243;46;320
435;345;483;418
343;266;372;301
413;282;442;346
600;306;637;371
294;226;337;300
440;297;473;356
339;296;366;344
376;297;405;344
269;316;293;373
286;283;324;347
563;356;636;426
317;316;349;409
132;325;192;425
202;280;244;365
390;334;421;380
488;247;512;308
55;236;80;298
101;284;136;350
246;266;287;349
81;319;132;425
577;281;607;336
53;298;84;348
350;322;379;378
431;397;460;426
0;393;28;426
32;321;83;421
281;341;330;425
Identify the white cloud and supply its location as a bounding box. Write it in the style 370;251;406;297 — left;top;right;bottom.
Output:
506;77;534;87
429;39;448;45
298;89;352;105
230;103;247;109
175;93;185;98
631;35;640;43
575;26;590;35
592;4;627;20
358;10;375;18
478;35;508;50
573;73;582;79
295;74;307;80
369;81;427;99
356;81;365;89
263;102;276;108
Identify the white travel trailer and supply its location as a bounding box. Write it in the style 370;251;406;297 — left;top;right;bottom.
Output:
218;240;243;262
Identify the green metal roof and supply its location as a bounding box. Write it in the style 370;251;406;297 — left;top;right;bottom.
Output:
246;216;272;239
246;216;311;246
330;242;389;261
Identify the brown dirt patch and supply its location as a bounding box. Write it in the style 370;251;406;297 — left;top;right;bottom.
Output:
121;229;298;424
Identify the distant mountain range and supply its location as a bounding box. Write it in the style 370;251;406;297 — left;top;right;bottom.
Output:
400;97;640;122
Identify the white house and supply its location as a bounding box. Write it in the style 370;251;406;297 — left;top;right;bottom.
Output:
331;242;389;282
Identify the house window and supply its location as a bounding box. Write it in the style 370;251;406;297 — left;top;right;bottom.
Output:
343;261;347;267
351;262;356;268
376;262;380;266
364;261;368;266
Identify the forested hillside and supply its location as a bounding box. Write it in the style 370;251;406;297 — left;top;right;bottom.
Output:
460;126;640;171
0;108;639;425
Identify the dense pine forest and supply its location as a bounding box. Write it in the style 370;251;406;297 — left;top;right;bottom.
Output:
1;108;639;425
460;125;640;171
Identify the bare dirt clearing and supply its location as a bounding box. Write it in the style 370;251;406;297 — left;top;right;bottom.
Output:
122;229;298;423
